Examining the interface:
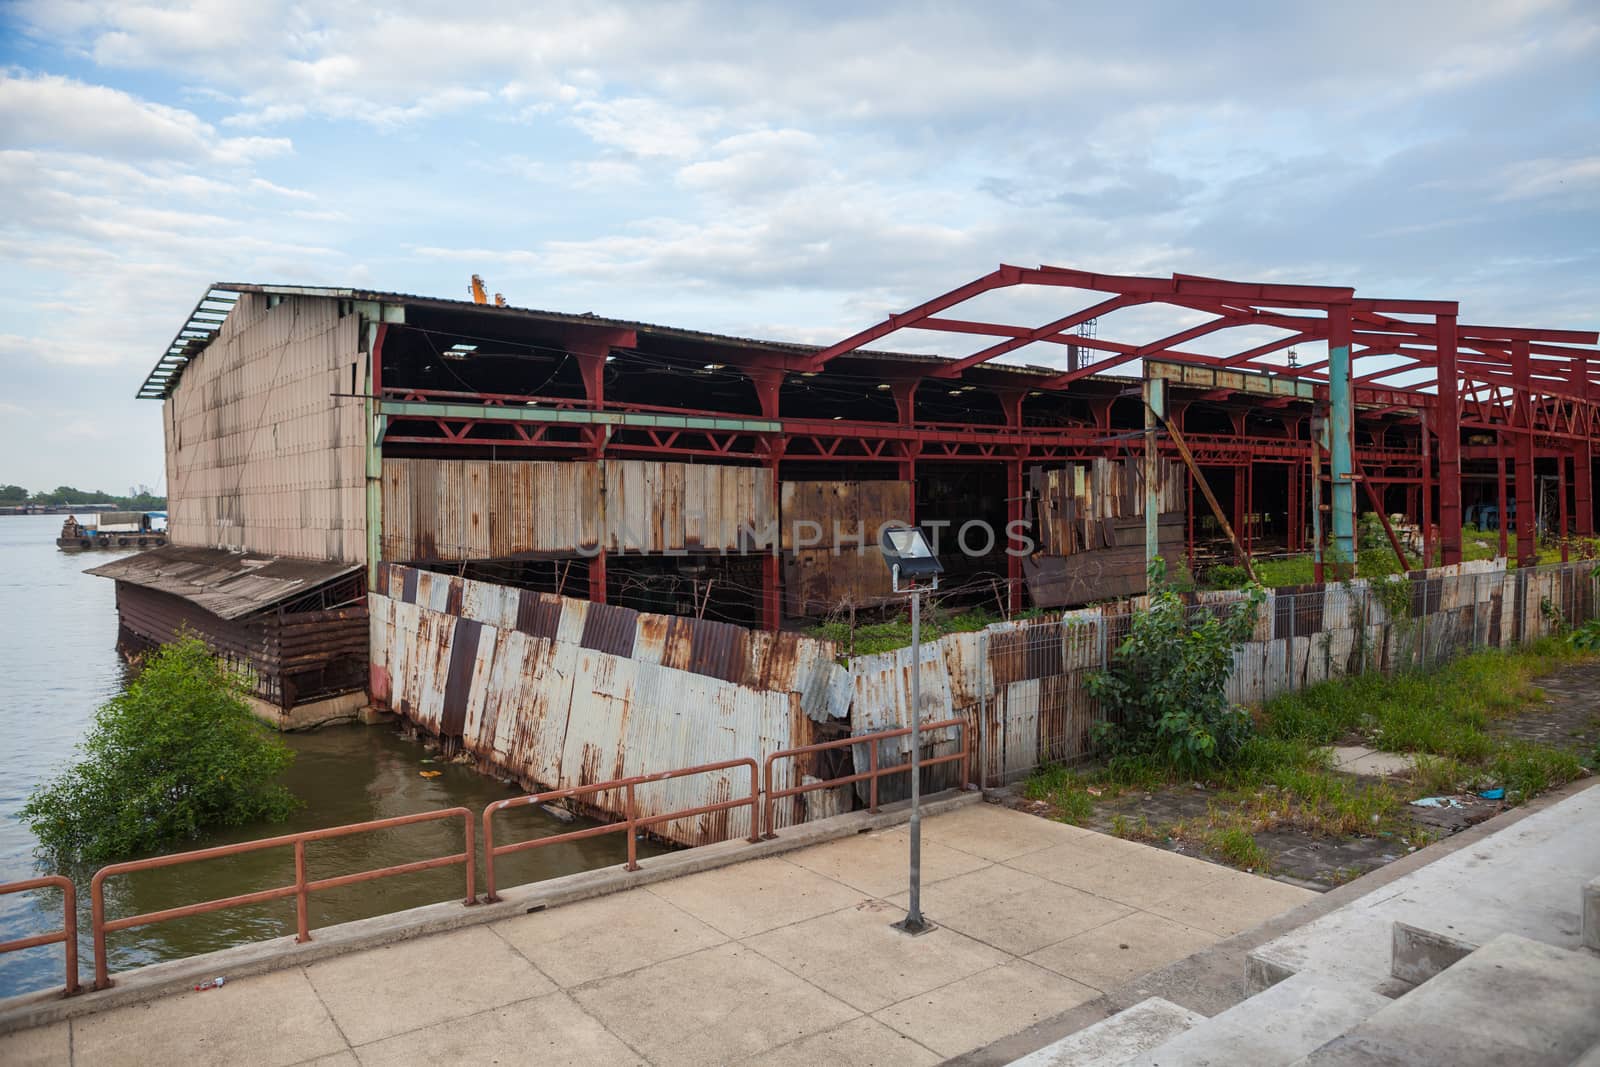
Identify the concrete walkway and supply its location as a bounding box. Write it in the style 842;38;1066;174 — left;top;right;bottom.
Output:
1;803;1312;1066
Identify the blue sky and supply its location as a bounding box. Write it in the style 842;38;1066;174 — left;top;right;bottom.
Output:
1;1;1596;493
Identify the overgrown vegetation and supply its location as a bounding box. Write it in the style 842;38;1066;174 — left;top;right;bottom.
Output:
1570;618;1600;652
1025;618;1597;874
804;605;1004;658
1205;524;1600;591
1088;559;1264;775
20;637;297;862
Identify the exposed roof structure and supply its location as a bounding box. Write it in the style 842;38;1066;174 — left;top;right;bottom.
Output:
137;281;1065;402
87;545;361;620
809;264;1599;401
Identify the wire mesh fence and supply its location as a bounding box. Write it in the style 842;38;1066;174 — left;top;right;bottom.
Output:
970;559;1600;786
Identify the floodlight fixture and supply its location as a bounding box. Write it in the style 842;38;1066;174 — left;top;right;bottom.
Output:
880;525;943;591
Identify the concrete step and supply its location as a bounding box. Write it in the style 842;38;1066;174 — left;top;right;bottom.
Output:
1007;998;1206;1067
1119;972;1389;1067
1294;933;1600;1067
1247;786;1600;995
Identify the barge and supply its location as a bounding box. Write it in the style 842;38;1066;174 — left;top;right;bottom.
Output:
57;511;168;551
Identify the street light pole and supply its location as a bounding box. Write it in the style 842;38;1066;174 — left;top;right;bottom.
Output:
878;526;943;938
902;582;926;932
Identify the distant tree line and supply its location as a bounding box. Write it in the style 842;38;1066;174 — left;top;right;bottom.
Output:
0;483;166;508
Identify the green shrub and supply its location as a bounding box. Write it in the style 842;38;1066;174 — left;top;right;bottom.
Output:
20;637;297;862
1570;619;1600;652
1089;560;1264;775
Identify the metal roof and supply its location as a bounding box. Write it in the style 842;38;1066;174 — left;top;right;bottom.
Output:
136;287;241;400
137;281;1126;401
86;545;361;620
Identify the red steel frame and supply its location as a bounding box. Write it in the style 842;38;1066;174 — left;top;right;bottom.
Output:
372;264;1597;618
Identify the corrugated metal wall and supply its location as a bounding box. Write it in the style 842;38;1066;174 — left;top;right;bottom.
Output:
381;459;775;561
781;480;911;614
165;293;367;563
370;564;851;844
370;557;1597;837
115;583;367;709
1033;457;1184;556
847;558;1600;786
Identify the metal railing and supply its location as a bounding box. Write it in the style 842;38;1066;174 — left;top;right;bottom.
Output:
763;718;969;839
6;722;976;998
88;807;477;990
481;758;761;903
0;876;79;996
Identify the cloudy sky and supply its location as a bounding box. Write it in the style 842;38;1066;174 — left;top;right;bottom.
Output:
2;1;1596;494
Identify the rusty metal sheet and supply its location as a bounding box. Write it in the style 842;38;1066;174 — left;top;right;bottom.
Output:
441;618;483;736
86;545;360;620
515;588;562;639
689;619;751;684
580;602;639;658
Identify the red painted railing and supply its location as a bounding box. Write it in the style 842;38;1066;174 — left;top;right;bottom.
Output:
89;807;476;989
762;718;970;839
0;876;79;996
3;725;967;999
480;758;760;903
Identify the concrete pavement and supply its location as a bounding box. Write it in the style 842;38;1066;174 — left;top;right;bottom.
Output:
0;803;1313;1066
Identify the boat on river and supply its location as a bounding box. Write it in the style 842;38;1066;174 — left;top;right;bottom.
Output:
56;511;168;552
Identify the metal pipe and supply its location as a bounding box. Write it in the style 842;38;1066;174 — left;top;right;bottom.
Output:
294;841;309;943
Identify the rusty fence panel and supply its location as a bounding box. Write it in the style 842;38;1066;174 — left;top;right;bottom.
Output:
762;718;970;839
0;875;79;997
481;759;761;903
89;807;476;990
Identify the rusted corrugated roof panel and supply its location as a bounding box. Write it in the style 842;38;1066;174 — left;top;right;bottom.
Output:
515;589;563;639
688;619;751;684
580;602;638;658
87;544;360;620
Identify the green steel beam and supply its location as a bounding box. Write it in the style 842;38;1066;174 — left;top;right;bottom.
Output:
378;399;782;434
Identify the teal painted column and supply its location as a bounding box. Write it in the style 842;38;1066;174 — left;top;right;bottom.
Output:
1144;375;1165;571
1327;304;1356;573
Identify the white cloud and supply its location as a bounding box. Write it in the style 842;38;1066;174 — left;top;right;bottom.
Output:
0;71;291;164
570;97;722;159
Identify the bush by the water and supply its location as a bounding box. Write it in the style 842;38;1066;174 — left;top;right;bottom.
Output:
1088;560;1265;774
20;637;297;862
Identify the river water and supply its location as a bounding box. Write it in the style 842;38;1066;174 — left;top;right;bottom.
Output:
0;514;642;999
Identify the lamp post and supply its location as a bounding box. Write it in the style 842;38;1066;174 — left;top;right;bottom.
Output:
879;525;943;935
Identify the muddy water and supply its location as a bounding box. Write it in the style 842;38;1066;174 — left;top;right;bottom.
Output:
0;515;646;999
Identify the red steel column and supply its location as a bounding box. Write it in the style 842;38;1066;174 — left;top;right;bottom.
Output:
1513;339;1537;567
892;380;919;522
1007;456;1024;613
1435;313;1462;563
1419;409;1433;567
1558;451;1570;562
1000;390;1025;613
1497;439;1510;559
1233;466;1247;560
1573;358;1594;536
749;366;786;632
576;342;610;604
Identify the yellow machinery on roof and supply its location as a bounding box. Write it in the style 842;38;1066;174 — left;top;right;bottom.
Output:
469;275;507;307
